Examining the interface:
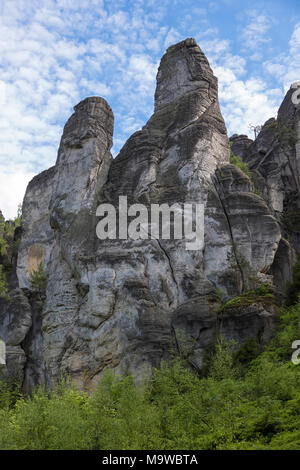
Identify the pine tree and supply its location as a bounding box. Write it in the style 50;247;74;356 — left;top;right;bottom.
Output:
29;262;47;293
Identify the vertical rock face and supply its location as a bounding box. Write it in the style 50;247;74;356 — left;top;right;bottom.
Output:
0;288;32;382
50;97;113;232
17;166;56;288
231;84;300;259
230;134;253;160
1;38;286;389
42;97;114;387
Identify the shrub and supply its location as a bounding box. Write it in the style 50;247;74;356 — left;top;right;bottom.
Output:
230;151;253;180
217;284;275;314
29;262;47;293
230;149;262;196
0;265;9;301
0;300;299;450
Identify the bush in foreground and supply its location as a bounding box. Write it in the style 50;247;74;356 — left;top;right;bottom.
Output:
0;302;299;450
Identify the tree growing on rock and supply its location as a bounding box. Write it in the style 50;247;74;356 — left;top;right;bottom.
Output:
29;262;47;294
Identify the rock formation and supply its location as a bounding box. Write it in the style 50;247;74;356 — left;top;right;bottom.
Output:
230;84;300;293
1;38;298;391
230;134;253;161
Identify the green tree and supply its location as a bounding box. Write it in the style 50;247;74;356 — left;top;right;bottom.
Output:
29;263;47;293
0;266;9;301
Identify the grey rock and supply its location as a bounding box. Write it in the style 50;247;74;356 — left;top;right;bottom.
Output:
171;298;278;370
17;166;56;288
270;238;295;296
0;288;32;346
2;38;289;389
0;288;32;381
230;134;253;160
219;303;278;346
5;345;27;382
241;86;300;254
0;337;5;365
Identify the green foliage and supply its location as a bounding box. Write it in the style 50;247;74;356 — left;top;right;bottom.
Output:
217;284;275;314
29;262;47;293
264;119;299;148
0;208;22;280
0;300;299;450
282;210;300;234
269;300;300;362
230;149;262;197
0;265;10;301
286;255;300;306
230;151;253;180
14;204;22;228
277;122;299;147
253;187;263;197
0;380;22;410
207;338;238;381
234;338;263;368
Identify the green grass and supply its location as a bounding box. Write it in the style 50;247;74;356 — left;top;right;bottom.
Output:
217;284;276;314
230;151;253;180
229;150;262;197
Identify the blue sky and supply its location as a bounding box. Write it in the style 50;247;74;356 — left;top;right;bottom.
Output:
0;0;299;218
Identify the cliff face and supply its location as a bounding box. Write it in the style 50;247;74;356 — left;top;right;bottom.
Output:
1;38;296;390
242;91;300;218
230;84;300;293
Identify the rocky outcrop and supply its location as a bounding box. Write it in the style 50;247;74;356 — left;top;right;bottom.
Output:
0;38;292;390
172;299;278;370
235;85;300;254
230;134;253;161
229;84;300;294
17;166;56;288
0;288;31;381
0;282;46;389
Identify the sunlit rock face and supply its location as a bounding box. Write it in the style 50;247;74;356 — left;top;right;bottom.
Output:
230;84;300;292
17;166;56;289
230;134;253;161
1;38;286;390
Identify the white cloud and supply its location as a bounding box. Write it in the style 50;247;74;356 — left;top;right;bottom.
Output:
164;27;181;48
200;34;280;138
0;169;35;220
217;72;279;135
263;22;300;91
241;11;274;50
0;0;297;220
0;1;167;217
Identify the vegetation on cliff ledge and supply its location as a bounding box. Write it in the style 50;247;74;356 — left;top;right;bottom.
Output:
217;284;276;314
229;148;262;197
0;209;21;300
0;298;299;450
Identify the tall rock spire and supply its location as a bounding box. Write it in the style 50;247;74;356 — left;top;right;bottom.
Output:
154;38;218;111
50;97;113;232
7;39;282;390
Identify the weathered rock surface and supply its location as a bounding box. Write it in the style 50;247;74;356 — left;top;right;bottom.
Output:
232;85;300;255
230;134;253;161
230;84;300;294
172;299;278;370
17;166;56;288
0;38;294;390
0;288;31;381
